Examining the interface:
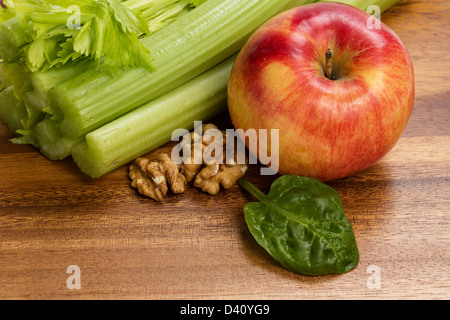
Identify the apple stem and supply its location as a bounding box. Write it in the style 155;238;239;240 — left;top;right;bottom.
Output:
325;49;334;80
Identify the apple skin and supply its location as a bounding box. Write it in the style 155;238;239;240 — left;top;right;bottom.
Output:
227;2;415;181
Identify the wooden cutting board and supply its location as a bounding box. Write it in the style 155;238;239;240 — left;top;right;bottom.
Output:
0;0;449;300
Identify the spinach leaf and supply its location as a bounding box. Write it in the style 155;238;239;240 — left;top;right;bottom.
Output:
239;175;359;276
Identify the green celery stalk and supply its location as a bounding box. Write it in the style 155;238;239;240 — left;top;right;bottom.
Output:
0;85;44;137
1;63;32;99
22;90;50;113
22;98;45;129
8;115;81;161
71;54;236;178
144;0;193;33
0;62;9;89
126;0;192;20
123;0;180;12
25;66;89;114
50;0;310;139
32;115;82;160
0;61;94;158
0;17;30;61
0;86;28;133
28;60;96;116
0;61;93;125
0;6;16;23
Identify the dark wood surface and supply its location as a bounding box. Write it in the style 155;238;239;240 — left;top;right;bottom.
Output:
0;0;449;299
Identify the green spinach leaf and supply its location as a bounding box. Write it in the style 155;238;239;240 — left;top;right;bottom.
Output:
239;175;359;276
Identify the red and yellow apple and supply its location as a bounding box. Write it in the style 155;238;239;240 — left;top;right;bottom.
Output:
227;2;415;181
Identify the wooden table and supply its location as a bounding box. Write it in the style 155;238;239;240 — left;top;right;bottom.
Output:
0;0;449;300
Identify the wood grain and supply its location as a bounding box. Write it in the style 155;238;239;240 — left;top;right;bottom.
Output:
0;0;449;300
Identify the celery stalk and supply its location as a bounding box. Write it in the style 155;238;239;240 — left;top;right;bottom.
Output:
0;86;28;133
0;17;30;61
33;115;82;160
0;62;9;89
23;91;47;112
0;60;93;128
51;0;311;139
22;99;45;129
144;0;194;33
29;61;96;116
71;54;236;178
1;63;32;99
124;0;180;13
0;86;45;134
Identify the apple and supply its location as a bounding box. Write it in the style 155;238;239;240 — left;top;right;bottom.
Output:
227;2;415;181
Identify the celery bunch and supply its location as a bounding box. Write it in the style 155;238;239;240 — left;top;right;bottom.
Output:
1;0;204;71
0;0;400;178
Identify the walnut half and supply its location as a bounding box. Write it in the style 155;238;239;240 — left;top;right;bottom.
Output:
194;161;248;195
129;154;187;202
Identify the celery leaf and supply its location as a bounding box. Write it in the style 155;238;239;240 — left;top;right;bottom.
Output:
6;0;154;71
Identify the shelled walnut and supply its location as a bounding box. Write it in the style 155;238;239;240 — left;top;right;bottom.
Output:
129;124;248;201
129;153;186;202
194;161;248;195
